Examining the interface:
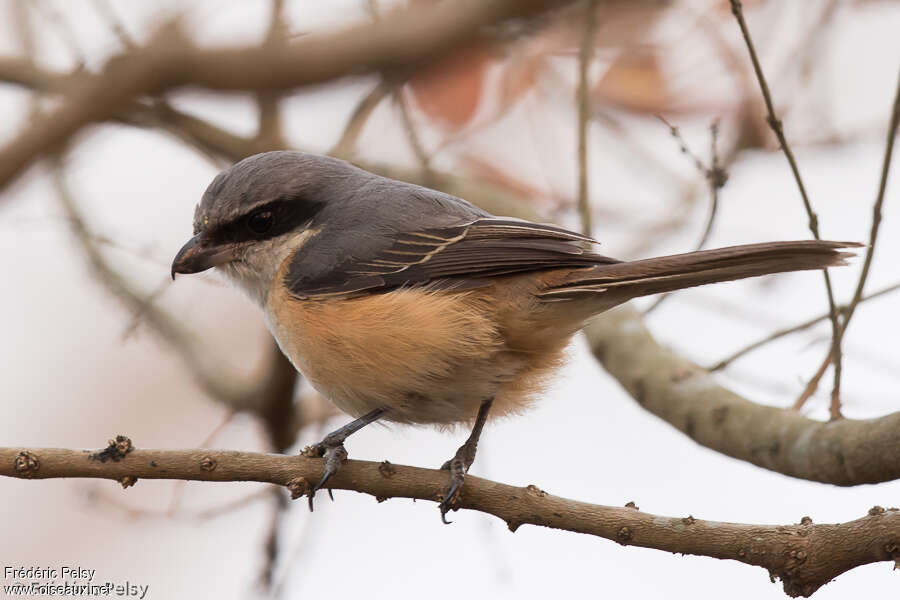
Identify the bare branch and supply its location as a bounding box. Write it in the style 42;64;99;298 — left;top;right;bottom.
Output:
826;67;900;418
51;160;269;410
395;90;433;178
3;443;899;597
728;0;843;416
644;118;727;314
708;280;900;372
330;80;392;158
793;354;831;412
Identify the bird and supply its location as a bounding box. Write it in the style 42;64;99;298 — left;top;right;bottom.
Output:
171;150;859;522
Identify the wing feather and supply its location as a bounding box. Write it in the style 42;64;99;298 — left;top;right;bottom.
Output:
288;217;618;298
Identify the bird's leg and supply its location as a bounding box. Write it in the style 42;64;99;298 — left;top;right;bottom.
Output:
304;407;387;510
439;398;493;523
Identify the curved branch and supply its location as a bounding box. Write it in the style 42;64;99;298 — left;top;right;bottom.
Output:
585;306;900;485
2;443;898;597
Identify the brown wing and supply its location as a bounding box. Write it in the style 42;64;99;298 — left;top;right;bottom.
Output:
287;218;620;299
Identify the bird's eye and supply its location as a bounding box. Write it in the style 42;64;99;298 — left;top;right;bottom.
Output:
247;209;274;235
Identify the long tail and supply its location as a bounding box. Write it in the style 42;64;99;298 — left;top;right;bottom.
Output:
539;240;861;301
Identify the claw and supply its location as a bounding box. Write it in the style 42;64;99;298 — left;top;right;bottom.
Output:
307;443;347;511
437;456;467;524
435;399;493;524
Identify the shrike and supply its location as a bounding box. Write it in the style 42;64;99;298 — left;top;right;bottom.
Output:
172;151;857;522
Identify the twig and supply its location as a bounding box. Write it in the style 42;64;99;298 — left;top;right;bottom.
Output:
793;354;831;412
575;0;597;236
51;158;267;410
586;306;900;487
644;118;727;314
90;0;137;49
728;0;842;417
88;484;274;521
709;280;900;372
395;89;433;179
654;115;707;174
827;67;900;418
330;80;392;158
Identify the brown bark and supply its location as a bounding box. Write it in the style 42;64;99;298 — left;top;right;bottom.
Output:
586;306;900;485
3;443;898;597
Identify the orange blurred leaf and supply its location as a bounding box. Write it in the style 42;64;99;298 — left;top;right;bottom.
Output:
407;43;494;129
593;51;671;114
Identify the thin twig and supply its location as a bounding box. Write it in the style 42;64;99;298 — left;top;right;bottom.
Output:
331;80;392;158
654;115;707;174
644;118;726;314
395;89;433;179
708;280;900;372
51;158;266;409
793;353;831;412
728;0;842;417
824;67;900;419
575;0;597;236
837;69;900;330
90;0;136;49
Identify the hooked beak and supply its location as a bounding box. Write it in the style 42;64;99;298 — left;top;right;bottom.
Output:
171;234;240;279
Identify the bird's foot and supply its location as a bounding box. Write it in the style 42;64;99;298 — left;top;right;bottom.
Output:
299;408;388;512
438;440;478;524
303;434;348;511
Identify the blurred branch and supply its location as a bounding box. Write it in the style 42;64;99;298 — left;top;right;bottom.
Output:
4;443;900;598
51;159;276;413
0;0;576;195
255;0;287;152
575;0;596;236
395;90;433;179
728;0;843;417
330;80;392;157
90;0;137;49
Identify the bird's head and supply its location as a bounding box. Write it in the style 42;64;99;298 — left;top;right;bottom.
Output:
171;151;350;304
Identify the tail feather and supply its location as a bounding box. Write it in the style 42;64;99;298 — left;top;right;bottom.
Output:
540;240;861;300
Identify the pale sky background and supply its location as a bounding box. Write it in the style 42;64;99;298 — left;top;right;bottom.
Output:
1;1;899;599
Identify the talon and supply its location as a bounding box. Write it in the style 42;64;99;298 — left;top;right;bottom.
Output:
307;442;347;511
435;398;494;524
437;456;467;524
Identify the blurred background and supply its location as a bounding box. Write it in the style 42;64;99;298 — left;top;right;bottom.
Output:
1;0;899;598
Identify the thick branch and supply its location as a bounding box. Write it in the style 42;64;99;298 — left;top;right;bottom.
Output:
586;306;900;486
3;444;899;597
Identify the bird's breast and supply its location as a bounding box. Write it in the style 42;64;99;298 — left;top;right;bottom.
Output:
264;274;582;425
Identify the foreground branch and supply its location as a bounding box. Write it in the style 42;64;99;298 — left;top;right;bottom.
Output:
586;307;900;485
3;443;898;597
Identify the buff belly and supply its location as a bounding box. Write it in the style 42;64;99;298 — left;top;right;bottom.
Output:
264;282;576;427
